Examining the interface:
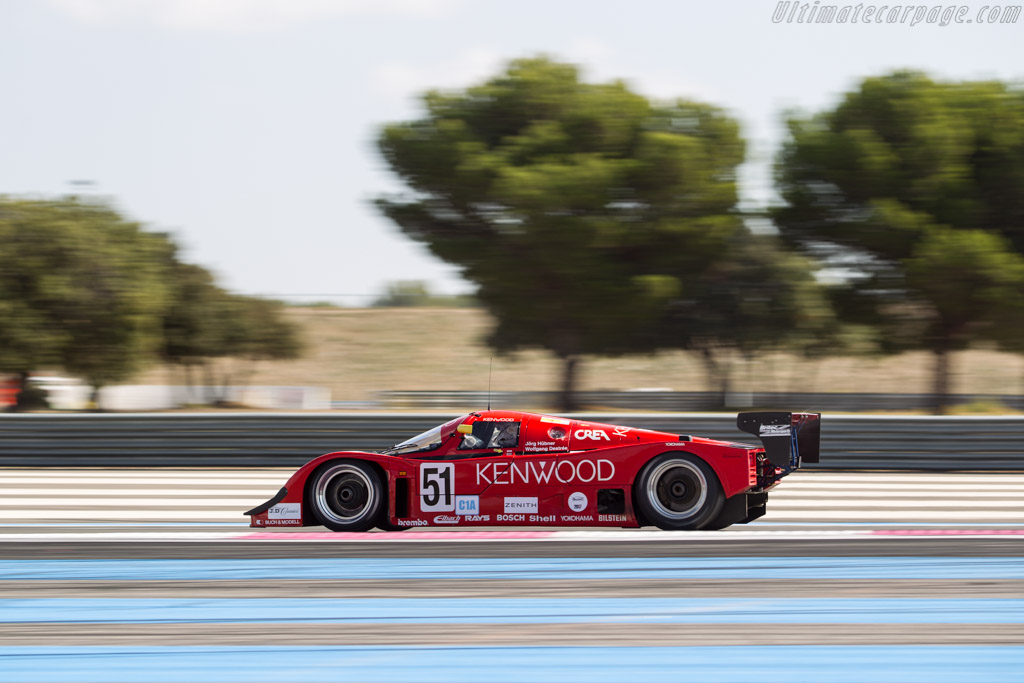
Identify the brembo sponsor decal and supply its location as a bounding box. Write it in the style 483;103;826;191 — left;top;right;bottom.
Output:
477;459;614;485
398;519;427;527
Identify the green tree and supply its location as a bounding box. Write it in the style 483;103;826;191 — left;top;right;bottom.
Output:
774;72;1024;413
376;57;745;410
0;197;172;407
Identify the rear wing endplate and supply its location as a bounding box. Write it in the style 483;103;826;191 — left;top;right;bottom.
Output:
736;412;821;468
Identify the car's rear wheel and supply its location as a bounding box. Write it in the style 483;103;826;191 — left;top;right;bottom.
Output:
309;460;384;532
634;453;724;530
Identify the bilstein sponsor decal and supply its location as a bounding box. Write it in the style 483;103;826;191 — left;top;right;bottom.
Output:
599;514;627;522
504;497;538;514
268;503;301;520
477;459;615;485
398;519;427;527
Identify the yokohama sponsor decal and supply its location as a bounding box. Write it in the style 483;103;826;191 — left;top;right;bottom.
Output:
477;459;615;485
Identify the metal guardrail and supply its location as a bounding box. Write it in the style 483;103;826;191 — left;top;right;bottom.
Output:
375;390;1024;412
1;413;1022;470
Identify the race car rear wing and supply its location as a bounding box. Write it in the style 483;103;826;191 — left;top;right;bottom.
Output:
736;412;821;468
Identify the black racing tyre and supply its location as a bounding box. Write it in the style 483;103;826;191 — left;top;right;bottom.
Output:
633;453;724;530
309;460;384;532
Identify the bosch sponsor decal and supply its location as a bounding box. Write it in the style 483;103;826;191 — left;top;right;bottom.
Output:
540;416;570;425
574;429;610;441
433;514;460;524
420;462;455;512
759;424;791;437
397;519;427;527
504;497;538;514
456;495;480;515
477;459;614;485
567;491;588;512
267;503;301;520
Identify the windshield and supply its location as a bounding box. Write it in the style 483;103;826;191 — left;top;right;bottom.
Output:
384;423;446;455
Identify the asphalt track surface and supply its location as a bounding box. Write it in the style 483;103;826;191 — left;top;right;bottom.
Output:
1;468;1023;681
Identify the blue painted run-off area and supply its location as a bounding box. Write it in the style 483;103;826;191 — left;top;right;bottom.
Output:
3;556;1024;580
1;646;1022;683
3;597;1023;624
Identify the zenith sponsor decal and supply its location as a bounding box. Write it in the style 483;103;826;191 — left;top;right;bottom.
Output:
759;424;791;437
397;519;428;527
267;503;301;520
432;515;460;524
504;497;538;514
477;459;615;485
574;429;610;441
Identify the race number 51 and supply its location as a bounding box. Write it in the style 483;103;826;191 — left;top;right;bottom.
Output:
420;462;455;512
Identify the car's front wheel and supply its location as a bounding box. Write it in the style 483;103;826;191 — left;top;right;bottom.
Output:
634;453;724;530
309;460;384;532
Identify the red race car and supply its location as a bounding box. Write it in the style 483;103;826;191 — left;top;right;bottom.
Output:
245;410;820;531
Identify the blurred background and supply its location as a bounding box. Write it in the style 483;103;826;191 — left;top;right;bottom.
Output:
2;1;1024;417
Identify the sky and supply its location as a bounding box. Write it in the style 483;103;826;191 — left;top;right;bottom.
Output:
2;0;1022;305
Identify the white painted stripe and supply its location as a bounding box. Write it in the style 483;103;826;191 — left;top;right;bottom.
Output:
761;510;1024;520
0;499;257;507
765;499;1023;508
0;510;244;520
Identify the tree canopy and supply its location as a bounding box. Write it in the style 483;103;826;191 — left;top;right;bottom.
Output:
774;72;1024;412
376;57;749;409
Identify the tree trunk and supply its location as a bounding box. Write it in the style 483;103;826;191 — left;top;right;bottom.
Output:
558;355;579;413
931;343;952;415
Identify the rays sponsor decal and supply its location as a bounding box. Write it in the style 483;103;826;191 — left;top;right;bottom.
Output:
462;514;490;522
455;495;480;515
567;491;588;512
574;429;610;441
759;424;791;437
433;515;460;524
268;503;301;520
477;459;614;485
504;497;538;514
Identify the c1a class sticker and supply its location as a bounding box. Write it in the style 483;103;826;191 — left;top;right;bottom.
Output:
420;462;455;512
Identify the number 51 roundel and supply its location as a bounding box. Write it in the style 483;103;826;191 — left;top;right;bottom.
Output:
420;463;454;511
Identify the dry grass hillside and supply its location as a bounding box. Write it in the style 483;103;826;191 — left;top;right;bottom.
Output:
131;307;1024;406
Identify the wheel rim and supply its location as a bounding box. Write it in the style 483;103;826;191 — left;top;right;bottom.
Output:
313;464;377;526
646;459;707;520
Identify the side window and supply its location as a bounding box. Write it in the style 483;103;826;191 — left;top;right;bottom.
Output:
458;422;520;450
